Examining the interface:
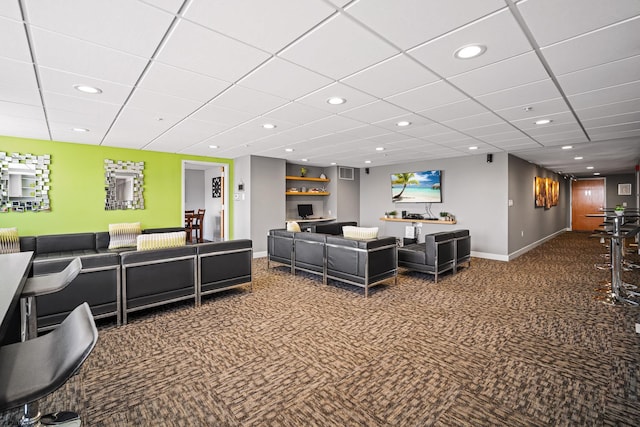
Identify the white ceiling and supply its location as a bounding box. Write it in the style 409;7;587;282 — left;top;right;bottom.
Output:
2;0;640;177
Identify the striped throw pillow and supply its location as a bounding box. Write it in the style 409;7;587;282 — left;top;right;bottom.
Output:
0;227;20;254
136;231;186;251
342;226;379;240
108;222;141;249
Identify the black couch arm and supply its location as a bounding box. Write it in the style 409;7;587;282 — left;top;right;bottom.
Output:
197;240;253;299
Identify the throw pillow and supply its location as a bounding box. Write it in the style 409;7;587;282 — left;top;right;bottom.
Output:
342;226;379;240
136;231;186;251
286;221;301;232
0;227;20;254
108;222;141;249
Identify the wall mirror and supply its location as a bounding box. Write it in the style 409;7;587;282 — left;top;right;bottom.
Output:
0;152;51;212
105;159;144;210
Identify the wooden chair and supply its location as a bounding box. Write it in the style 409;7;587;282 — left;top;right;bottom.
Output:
184;210;196;243
194;209;205;243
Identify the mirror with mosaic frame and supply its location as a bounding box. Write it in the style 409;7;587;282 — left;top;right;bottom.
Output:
0;152;51;212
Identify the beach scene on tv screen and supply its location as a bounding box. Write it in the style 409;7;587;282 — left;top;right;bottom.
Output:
391;170;441;203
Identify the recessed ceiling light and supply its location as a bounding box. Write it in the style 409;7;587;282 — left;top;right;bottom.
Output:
469;146;478;150
574;156;583;160
262;123;276;129
561;145;573;150
330;162;337;165
395;121;411;127
454;44;486;59
208;145;218;149
593;172;601;175
364;160;371;164
586;166;594;170
72;128;89;132
535;119;552;125
73;84;102;94
285;148;294;152
375;147;385;151
301;158;308;162
327;97;346;105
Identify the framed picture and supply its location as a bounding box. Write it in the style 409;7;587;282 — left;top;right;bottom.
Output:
212;177;221;198
618;183;632;196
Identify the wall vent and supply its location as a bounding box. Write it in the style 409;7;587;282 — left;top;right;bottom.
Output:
338;166;354;180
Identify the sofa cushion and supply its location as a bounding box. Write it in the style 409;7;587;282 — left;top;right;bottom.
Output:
286;221;301;232
36;233;96;254
0;227;20;254
136;231;186;251
342;226;379;240
108;222;141;249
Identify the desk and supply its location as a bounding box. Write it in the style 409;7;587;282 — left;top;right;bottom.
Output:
0;251;33;341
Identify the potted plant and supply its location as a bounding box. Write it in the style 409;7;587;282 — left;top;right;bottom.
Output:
388;210;398;218
614;205;625;216
300;167;307;177
439;211;449;221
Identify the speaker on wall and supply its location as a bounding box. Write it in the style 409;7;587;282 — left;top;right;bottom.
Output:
365;167;370;174
487;153;493;163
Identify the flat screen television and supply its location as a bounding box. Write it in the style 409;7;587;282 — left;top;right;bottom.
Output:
391;170;442;203
297;203;313;219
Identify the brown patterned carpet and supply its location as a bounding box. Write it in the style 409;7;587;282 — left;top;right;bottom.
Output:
2;231;640;426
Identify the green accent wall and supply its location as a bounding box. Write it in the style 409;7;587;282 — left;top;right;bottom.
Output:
0;135;234;237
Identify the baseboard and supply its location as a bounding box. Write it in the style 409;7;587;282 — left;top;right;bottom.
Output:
470;251;509;261
254;250;267;258
507;228;568;261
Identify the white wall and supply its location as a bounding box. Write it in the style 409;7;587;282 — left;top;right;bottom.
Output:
359;153;509;259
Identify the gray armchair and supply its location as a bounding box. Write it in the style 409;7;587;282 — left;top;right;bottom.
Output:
398;231;456;282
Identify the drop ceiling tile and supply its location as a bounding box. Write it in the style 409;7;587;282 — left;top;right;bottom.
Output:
262;102;332;125
581;112;640;129
279;14;398;80
409;9;531;78
45;102;119;129
490;138;540;150
0;116;50;140
463;122;515;138
372;114;434;131
533;130;588;145
0;17;31;62
139;62;231;103
308;132;358;146
476;79;562;111
575;98;640;121
386;80;466;112
442;112;504;131
342;54;439;98
30;28;149;84
145;118;230;152
238;57;333;101
208;85;288;116
421;99;490;123
426;130;473;143
138;0;185;14
397;122;454;138
0;1;21;20
517;0;640;47
103;106;183;148
340;100;408;123
586;121;640;135
448;52;548;97
542;16;640;75
525;121;583;138
297;83;377;113
496;98;569;122
184;0;335;53
476;130;531;144
557;55;640;96
326;0;352;7
296;114;364;135
589;129;640;142
190;103;253;126
38;67;133;105
25;0;174;57
339;124;390;139
0;101;45;121
127;88;202;118
363;133;414;145
346;0;505;50
510;111;578;131
157;19;270;82
49;126;107;145
568;80;640;110
0;58;41;106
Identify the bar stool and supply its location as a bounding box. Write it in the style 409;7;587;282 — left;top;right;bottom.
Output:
0;303;98;427
21;257;83;341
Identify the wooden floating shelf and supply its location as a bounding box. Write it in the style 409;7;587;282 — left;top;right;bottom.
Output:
286;191;330;196
286;176;330;182
380;217;457;224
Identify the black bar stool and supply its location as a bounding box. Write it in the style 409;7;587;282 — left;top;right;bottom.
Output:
0;303;98;426
20;258;82;341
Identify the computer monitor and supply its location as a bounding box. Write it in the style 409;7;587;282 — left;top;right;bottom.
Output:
297;204;313;219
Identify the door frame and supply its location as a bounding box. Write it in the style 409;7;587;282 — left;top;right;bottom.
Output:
570;177;606;230
182;160;228;241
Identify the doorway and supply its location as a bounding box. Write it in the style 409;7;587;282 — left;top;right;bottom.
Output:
183;161;227;241
571;178;605;231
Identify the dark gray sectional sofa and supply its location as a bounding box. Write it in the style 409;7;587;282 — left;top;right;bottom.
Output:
268;223;397;297
18;229;253;330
